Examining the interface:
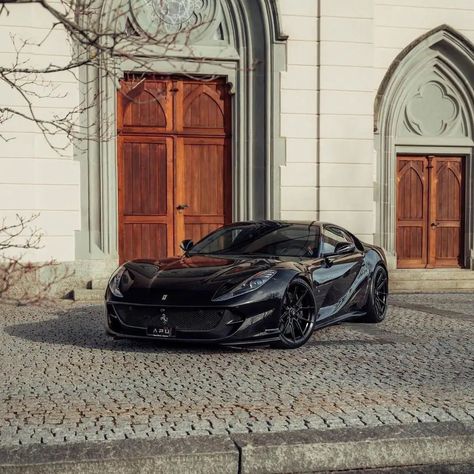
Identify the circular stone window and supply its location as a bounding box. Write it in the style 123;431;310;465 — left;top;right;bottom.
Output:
150;0;204;31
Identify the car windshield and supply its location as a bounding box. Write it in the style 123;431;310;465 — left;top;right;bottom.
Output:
189;222;320;258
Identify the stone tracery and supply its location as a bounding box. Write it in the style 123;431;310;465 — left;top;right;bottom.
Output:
146;0;205;33
404;81;460;136
126;0;222;42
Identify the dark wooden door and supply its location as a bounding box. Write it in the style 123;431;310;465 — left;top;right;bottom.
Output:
396;156;429;268
430;157;464;267
117;77;231;263
117;136;175;261
396;155;464;268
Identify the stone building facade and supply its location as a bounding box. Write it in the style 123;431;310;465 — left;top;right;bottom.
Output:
1;0;474;279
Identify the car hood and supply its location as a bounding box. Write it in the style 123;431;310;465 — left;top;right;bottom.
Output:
117;255;279;304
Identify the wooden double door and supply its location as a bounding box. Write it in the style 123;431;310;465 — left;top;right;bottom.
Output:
396;155;464;268
117;77;232;263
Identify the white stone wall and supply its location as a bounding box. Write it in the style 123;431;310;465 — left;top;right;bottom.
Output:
374;0;474;88
3;0;474;263
279;0;474;244
279;0;319;221
0;3;80;262
278;0;376;242
318;0;375;244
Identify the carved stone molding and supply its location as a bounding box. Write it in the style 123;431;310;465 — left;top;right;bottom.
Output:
374;26;474;269
404;81;460;136
76;0;288;262
148;0;204;32
128;0;223;43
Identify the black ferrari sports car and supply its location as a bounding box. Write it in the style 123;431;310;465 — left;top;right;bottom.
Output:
104;221;389;349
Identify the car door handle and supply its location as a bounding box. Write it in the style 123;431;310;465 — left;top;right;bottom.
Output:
323;256;335;268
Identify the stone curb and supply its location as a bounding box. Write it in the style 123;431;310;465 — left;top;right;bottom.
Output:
0;422;473;474
234;421;474;474
0;435;238;474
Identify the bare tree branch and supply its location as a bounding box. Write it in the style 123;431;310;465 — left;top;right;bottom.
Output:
0;0;251;302
0;215;73;305
0;0;221;153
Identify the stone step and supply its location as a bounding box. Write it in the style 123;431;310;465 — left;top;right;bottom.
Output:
72;289;105;302
88;278;109;290
390;270;474;281
390;279;474;293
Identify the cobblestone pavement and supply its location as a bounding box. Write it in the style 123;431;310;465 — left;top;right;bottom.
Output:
0;293;473;446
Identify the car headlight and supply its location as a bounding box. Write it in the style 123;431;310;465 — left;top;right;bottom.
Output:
213;270;277;302
109;266;126;298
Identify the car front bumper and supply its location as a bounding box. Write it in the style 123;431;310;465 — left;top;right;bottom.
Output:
104;297;282;346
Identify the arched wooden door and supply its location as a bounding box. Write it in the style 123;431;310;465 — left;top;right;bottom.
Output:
117;77;232;263
396;155;464;268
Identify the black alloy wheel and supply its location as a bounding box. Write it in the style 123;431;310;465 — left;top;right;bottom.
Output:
274;278;316;349
364;265;389;323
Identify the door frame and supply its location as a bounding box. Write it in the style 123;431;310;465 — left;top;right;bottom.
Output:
75;3;289;263
395;147;472;269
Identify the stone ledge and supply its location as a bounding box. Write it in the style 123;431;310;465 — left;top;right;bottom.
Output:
0;422;473;474
0;435;238;474
233;421;474;474
320;464;474;474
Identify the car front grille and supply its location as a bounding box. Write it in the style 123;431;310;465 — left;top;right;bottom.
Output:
112;305;224;331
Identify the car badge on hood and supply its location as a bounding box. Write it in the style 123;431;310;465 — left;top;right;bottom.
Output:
162;294;168;301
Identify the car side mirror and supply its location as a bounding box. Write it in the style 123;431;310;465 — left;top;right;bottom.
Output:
334;242;356;255
180;239;194;253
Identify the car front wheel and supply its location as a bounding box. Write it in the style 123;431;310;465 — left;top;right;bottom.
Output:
273;278;316;349
363;265;389;323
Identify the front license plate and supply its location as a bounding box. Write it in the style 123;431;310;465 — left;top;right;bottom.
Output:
147;326;176;338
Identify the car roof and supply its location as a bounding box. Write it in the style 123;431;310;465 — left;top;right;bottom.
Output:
227;220;357;238
211;220;365;252
230;220;326;227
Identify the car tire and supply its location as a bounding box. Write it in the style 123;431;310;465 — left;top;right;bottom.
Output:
272;278;316;349
363;265;389;323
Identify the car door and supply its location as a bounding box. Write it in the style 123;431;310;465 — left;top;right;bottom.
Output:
312;225;364;320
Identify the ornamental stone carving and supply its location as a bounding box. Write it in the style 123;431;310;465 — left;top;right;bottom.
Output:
129;0;222;42
404;81;460;136
146;0;204;33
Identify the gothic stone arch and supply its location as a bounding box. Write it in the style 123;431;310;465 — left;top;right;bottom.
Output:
374;25;474;269
75;0;287;262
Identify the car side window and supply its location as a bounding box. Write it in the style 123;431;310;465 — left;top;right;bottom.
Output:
321;226;353;255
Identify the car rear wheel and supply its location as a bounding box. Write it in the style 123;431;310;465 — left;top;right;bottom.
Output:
273;278;316;349
363;265;388;323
